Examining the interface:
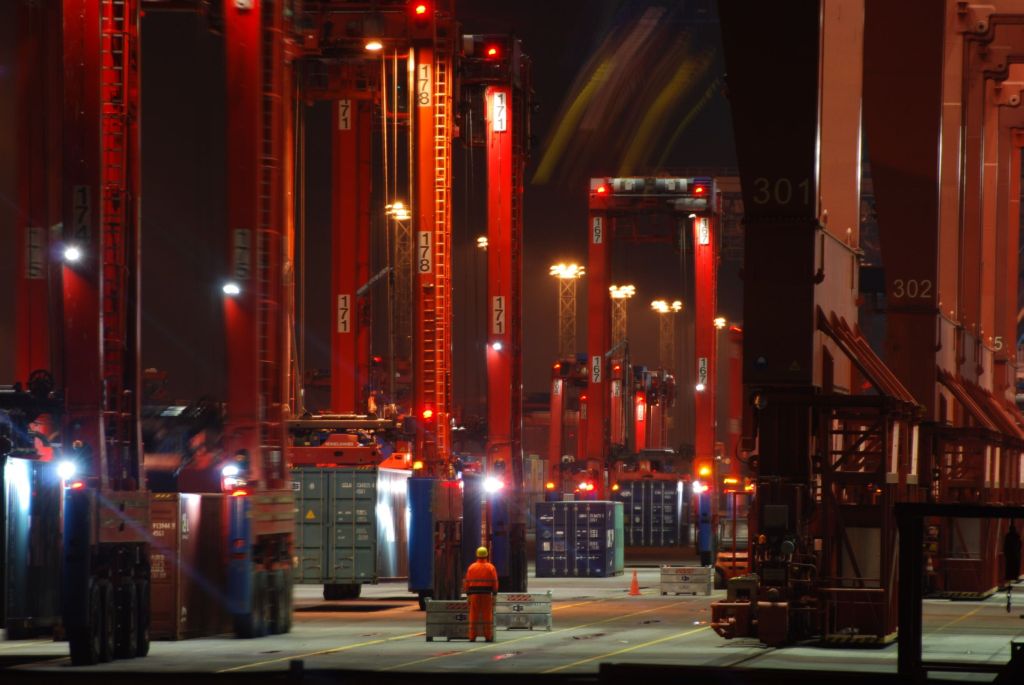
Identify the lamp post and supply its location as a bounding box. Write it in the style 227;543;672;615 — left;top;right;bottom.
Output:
385;201;412;406
651;299;683;372
549;263;585;360
609;284;636;346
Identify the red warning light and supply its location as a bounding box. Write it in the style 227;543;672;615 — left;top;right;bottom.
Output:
486;45;500;58
553;362;561;370
421;408;434;420
414;3;428;15
693;185;706;195
596;185;607;194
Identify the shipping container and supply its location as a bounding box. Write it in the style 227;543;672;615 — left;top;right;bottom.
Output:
2;456;61;637
408;478;464;606
293;467;410;599
534;501;623;577
613;501;625;573
612;479;686;547
148;493;232;640
459;474;514;582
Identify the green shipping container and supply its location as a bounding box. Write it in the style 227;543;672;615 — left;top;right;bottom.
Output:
293;467;410;592
613;501;625;574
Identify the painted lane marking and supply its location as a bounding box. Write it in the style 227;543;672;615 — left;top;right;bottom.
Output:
542;625;710;673
933;605;982;633
216;630;424;673
382;600;689;671
0;640;53;652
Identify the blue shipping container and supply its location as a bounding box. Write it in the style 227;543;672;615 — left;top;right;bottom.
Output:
535;501;622;577
612;479;686;547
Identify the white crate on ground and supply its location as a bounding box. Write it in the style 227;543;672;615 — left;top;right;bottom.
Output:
660;565;713;596
425;599;468;641
495;591;553;630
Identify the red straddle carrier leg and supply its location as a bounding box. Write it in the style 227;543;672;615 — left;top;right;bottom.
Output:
331;94;373;414
413;43;454;475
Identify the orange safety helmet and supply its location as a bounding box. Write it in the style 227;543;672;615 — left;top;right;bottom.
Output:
476;546;489;558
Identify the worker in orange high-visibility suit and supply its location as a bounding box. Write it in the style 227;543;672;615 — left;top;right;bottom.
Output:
464;546;499;641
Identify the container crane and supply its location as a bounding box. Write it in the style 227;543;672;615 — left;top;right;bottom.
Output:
711;0;929;646
584;176;718;498
862;1;1024;600
704;0;1024;643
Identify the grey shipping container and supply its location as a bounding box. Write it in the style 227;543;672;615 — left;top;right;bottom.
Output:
293;467;410;597
535;501;622;577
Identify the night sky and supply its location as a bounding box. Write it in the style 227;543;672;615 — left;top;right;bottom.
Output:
0;1;737;422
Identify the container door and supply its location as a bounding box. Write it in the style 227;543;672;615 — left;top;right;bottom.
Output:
331;469;377;583
295;468;327;582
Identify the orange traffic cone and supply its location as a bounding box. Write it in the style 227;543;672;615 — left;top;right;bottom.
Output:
628;569;641;596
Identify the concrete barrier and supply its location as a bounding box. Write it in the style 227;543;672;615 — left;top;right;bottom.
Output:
425;599;472;641
660;565;713;596
495;591;553;630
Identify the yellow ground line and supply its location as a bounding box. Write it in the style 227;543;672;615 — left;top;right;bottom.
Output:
0;640;53;652
381;599;688;671
553;600;597;611
542;625;710;674
20;655;70;668
215;630;424;673
933;605;982;633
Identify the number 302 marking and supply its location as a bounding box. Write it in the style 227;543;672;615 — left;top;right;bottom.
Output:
891;278;932;299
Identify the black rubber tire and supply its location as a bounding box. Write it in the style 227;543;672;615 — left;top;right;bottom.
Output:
114;579;138;659
234;571;268;638
69;581;103;666
135;578;150;657
324;583;361;600
267;570;284;635
327;581;364;597
279;567;293;634
98;581;116;663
